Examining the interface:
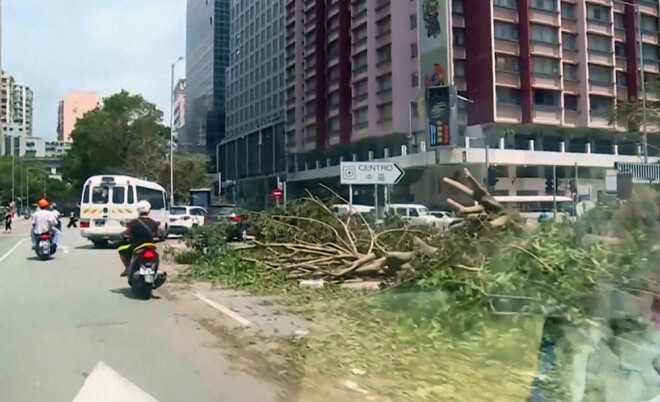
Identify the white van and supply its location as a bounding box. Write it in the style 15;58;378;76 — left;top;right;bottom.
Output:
79;175;170;247
386;203;445;229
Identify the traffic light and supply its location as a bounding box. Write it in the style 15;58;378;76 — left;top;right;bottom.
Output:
545;177;555;194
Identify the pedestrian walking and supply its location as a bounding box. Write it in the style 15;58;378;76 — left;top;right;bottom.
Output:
5;205;12;231
67;211;78;229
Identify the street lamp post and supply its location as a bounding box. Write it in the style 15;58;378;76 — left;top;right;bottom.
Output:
637;5;649;163
169;56;184;207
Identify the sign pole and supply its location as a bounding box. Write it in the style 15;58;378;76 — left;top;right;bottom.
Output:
553;165;557;219
348;184;353;206
283;181;287;212
374;184;379;219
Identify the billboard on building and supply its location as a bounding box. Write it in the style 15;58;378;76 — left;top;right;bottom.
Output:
427;86;457;146
418;0;455;146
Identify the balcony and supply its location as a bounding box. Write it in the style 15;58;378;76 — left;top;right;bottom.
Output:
562;48;579;63
589;81;615;96
352;37;368;54
614;30;625;41
641;31;659;46
638;2;659;15
564;80;580;93
530;9;559;26
532;74;562;88
642;59;660;74
496;104;522;123
586;19;612;36
588;50;613;66
562;19;577;31
493;6;518;23
616;86;628;101
531;41;561;57
494;39;520;55
495;71;521;87
615;57;626;69
564;110;579;126
532;105;562;125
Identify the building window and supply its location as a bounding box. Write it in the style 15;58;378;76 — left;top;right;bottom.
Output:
589;95;613;117
643;43;659;63
378;103;392;121
531;24;558;44
376;45;391;64
354;107;368;128
377;74;392;92
616;71;627;87
586;4;611;23
453;28;465;46
615;42;626;58
495;54;520;73
562;33;577;50
494;21;519;41
411;43;418;59
532;56;559;76
494;0;518;8
496;87;521;105
455;60;466;78
614;13;625;30
564;63;578;81
452;0;464;15
589;64;612;84
412;72;419;88
587;34;612;53
534;89;559;107
641;15;659;33
532;0;556;12
561;3;576;19
410;14;417;30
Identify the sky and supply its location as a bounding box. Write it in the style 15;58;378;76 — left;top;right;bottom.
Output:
3;0;186;140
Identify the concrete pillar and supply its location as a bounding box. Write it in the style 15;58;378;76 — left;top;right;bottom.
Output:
304;162;309;171
586;143;592;154
326;158;331;167
352;153;357;161
339;156;345;162
465;136;471;149
401;145;408;156
560;141;566;153
613;144;619;155
315;160;321;169
529;139;535;151
384;148;390;158
638;144;643;156
368;151;374;160
499;137;505;149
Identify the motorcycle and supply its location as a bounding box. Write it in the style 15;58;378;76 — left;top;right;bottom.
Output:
35;232;56;260
127;243;166;300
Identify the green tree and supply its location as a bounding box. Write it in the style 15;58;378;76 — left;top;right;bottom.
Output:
62;90;169;189
161;153;210;203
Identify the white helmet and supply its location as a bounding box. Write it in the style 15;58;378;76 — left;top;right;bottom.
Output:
137;200;151;215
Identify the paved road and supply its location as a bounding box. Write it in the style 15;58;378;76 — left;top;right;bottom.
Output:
0;222;280;402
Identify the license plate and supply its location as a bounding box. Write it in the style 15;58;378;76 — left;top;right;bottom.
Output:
139;267;155;275
170;218;176;222
94;220;105;227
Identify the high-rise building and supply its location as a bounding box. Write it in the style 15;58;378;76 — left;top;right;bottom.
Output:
285;0;421;169
282;0;660;209
57;91;99;142
172;78;186;142
218;0;286;186
184;0;230;165
1;73;33;137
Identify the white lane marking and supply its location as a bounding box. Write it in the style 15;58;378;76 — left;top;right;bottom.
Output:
73;361;158;402
195;292;253;328
0;238;27;264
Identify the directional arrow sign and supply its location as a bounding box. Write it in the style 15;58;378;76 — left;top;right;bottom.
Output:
340;162;405;185
74;361;159;402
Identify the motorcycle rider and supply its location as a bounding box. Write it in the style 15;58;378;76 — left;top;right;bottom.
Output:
119;200;159;277
32;199;60;250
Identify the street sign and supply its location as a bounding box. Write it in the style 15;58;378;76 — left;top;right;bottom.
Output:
340;162;405;185
270;188;283;200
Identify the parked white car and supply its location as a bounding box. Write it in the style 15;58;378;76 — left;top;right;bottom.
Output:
332;204;375;217
168;206;207;234
429;210;458;230
387;204;445;229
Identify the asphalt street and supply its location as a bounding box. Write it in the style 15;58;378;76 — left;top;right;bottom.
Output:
0;220;280;402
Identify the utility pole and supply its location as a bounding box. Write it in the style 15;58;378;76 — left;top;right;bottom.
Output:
169;56;184;207
637;5;649;163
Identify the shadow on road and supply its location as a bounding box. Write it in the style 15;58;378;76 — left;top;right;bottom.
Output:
110;287;161;301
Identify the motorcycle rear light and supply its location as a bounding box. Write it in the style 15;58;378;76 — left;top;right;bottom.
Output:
231;215;242;223
40;234;49;240
142;249;156;261
80;220;90;228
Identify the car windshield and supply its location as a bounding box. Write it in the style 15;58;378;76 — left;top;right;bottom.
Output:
209;206;235;216
418;207;429;216
170;207;187;215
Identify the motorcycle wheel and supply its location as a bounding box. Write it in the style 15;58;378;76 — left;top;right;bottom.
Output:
139;287;153;300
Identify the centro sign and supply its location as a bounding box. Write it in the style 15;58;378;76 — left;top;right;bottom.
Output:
340;162;405;185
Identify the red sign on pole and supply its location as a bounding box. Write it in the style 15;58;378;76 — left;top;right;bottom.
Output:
270;188;283;200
